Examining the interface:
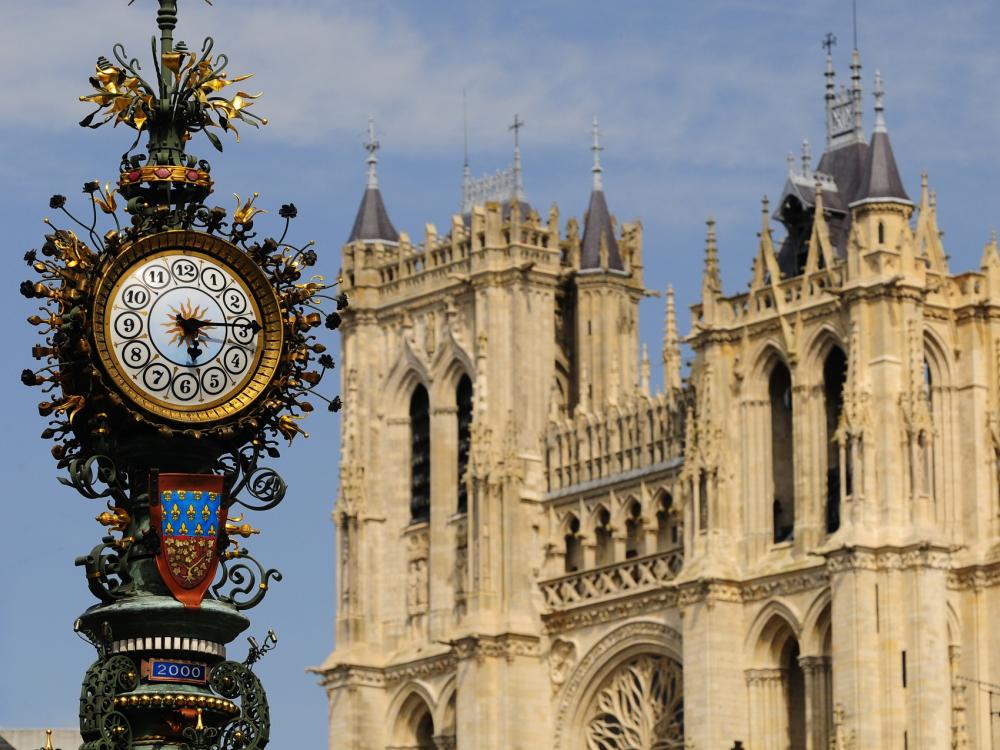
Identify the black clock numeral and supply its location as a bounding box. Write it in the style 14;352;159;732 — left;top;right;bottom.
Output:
223;288;248;315
114;312;144;339
171;372;199;402
142;363;171;392
223;347;249;375
200;366;228;396
143;265;169;289
201;267;227;292
231;317;257;345
122;285;150;310
171;259;198;282
121;341;151;369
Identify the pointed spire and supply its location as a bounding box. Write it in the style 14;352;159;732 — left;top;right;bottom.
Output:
823;38;837;148
702;217;721;295
872;70;886;134
347;116;399;244
581;119;622;270
981;230;1000;270
591;117;604;191
364;115;380;189
510;113;525;201
850;48;863;136
852;71;910;206
663;285;682;392
461;89;471;211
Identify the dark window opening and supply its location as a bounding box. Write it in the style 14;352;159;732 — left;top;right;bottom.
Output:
565;515;582;573
824;347;847;533
595;507;614;566
770;362;795;542
410;385;430;522
456;375;473;514
656;493;675;551
878;221;885;245
625;501;642;559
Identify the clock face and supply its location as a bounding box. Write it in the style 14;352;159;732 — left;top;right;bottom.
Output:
92;232;283;425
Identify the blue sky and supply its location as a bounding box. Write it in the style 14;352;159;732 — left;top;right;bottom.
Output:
1;0;998;745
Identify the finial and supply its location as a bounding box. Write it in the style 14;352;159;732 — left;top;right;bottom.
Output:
509;114;525;201
364;115;380;190
801;139;811;173
761;195;770;217
703;217;721;295
787;153;795;176
850;48;863;137
663;284;682;392
44;730;54;750
872;70;886;133
591;117;604;191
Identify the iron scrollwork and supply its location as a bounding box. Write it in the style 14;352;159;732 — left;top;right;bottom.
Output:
79;655;137;750
210;661;271;749
212;548;282;611
215;443;287;513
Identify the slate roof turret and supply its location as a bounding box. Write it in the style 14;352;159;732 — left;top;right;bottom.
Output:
580;118;623;271
347;117;399;244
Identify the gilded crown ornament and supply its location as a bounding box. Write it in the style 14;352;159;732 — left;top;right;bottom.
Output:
20;1;342;747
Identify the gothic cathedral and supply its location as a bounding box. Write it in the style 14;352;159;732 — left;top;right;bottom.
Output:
317;50;1000;749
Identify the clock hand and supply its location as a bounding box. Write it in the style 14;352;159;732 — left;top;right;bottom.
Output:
188;318;262;335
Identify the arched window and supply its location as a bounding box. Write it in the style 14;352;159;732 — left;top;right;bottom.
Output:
698;470;710;532
656;493;677;551
770;362;795;542
456;375;473;514
625;501;642;559
410;385;430;523
565;515;583;573
595;507;614;566
878;221;885;245
823;347;847;533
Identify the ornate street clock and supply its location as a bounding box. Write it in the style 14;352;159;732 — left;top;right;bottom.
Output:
93;231;283;425
19;2;346;747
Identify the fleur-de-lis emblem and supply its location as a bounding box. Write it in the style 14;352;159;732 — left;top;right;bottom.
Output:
171;504;180;521
187;504;196;520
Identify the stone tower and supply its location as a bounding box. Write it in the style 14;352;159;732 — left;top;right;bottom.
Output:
318;118;647;748
319;53;1000;750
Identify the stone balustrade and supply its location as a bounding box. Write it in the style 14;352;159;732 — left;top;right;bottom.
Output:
538;548;684;611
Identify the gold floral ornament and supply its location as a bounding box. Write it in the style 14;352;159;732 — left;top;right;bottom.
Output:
79;58;152;131
233;192;267;225
93;184;118;214
78;43;266;153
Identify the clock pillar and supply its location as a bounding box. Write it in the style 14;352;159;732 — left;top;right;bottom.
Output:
21;1;344;747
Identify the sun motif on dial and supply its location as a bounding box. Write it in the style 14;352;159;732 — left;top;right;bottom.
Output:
162;299;213;348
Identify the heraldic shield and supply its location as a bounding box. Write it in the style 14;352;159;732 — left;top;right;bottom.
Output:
151;473;228;608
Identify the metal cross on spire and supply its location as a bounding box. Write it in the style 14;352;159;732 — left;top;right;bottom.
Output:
591;117;604;191
822;32;837;55
509;113;525;147
364;115;380;190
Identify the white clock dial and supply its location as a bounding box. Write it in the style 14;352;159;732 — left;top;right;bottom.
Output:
105;250;264;410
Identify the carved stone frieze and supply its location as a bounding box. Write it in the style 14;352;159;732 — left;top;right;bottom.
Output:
451;633;542;663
